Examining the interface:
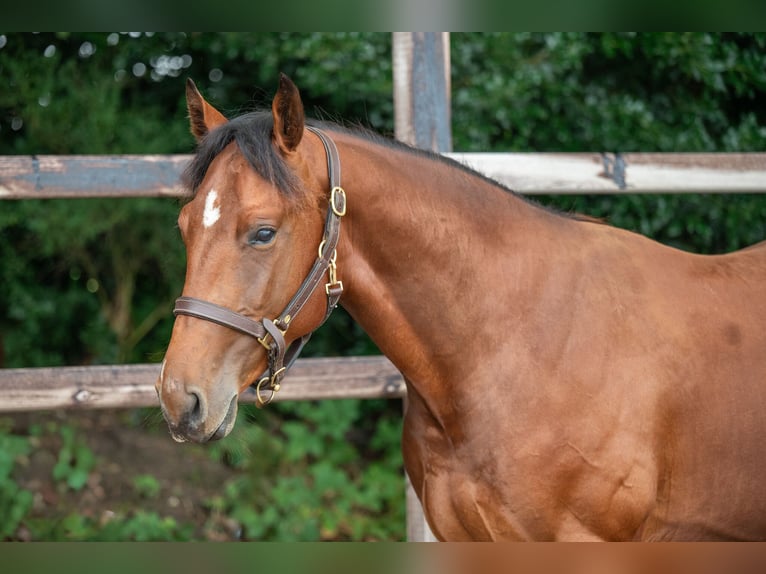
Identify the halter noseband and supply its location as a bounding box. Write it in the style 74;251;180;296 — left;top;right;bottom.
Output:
173;126;346;407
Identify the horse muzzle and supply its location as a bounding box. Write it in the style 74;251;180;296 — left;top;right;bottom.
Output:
156;364;240;443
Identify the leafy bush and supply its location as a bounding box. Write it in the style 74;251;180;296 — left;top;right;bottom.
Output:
206;400;405;541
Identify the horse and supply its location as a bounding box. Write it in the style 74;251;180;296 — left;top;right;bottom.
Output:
156;73;766;541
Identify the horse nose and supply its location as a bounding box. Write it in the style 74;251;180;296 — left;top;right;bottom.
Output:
182;387;205;423
159;377;209;439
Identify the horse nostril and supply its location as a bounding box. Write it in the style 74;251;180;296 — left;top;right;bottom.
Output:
189;390;202;421
184;386;207;427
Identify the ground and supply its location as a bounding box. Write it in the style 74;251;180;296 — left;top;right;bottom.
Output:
6;408;242;541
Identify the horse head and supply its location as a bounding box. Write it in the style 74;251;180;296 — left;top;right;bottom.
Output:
156;75;342;443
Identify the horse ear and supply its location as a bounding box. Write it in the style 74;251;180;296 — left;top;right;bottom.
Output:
271;73;305;154
186;78;227;142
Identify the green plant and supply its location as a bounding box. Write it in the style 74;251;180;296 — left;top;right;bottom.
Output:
29;510;195;541
52;424;96;491
0;424;34;539
132;474;162;499
203;400;405;541
105;511;194;541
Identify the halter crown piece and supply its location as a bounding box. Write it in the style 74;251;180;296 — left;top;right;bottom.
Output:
173;126;346;407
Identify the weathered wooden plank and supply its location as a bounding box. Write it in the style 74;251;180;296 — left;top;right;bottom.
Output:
0;155;191;199
0;356;405;412
447;152;766;194
2;153;764;199
619;152;766;193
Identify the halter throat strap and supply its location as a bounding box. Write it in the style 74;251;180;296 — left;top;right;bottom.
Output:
173;126;346;407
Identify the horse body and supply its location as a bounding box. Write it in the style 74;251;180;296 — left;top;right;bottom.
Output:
158;75;766;540
325;131;766;540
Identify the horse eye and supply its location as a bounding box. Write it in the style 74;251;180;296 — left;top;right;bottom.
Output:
248;227;276;246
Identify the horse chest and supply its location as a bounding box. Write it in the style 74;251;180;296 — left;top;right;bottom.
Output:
402;402;548;540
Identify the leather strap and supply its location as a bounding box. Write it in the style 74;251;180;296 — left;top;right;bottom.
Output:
174;297;266;339
173;126;345;407
277;126;345;325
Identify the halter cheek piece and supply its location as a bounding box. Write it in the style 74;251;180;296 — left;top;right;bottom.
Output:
173;126;346;407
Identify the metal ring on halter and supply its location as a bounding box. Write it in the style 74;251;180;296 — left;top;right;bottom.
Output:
255;366;286;408
254;376;274;408
317;239;338;262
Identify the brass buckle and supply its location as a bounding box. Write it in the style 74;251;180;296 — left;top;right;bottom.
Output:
330;186;347;217
256;319;288;350
257;335;272;351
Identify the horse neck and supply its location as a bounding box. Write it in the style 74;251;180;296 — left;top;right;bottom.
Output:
331;132;571;393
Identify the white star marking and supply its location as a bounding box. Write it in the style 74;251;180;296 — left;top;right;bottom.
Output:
203;189;221;228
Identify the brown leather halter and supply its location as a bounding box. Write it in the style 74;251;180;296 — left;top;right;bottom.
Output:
173;126;346;407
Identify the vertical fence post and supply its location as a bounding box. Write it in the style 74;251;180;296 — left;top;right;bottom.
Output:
392;32;452;153
392;32;451;542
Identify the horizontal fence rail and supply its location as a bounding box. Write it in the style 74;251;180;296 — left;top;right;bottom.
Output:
0;155;190;199
2;153;765;200
0;356;405;413
448;152;766;194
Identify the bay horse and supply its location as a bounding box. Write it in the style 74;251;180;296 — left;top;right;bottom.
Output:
157;74;766;541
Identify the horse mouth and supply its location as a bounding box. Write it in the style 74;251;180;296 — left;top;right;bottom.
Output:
209;394;239;441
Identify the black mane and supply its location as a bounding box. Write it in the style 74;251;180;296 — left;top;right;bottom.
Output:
182;111;305;202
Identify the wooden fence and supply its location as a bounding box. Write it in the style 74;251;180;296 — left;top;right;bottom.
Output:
1;151;765;543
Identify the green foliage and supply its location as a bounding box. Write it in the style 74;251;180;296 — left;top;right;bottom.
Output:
205;399;405;541
0;419;202;541
0;423;34;539
0;198;185;366
131;474;162;499
29;510;194;542
451;33;766;153
52;424;96;491
543;193;766;255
